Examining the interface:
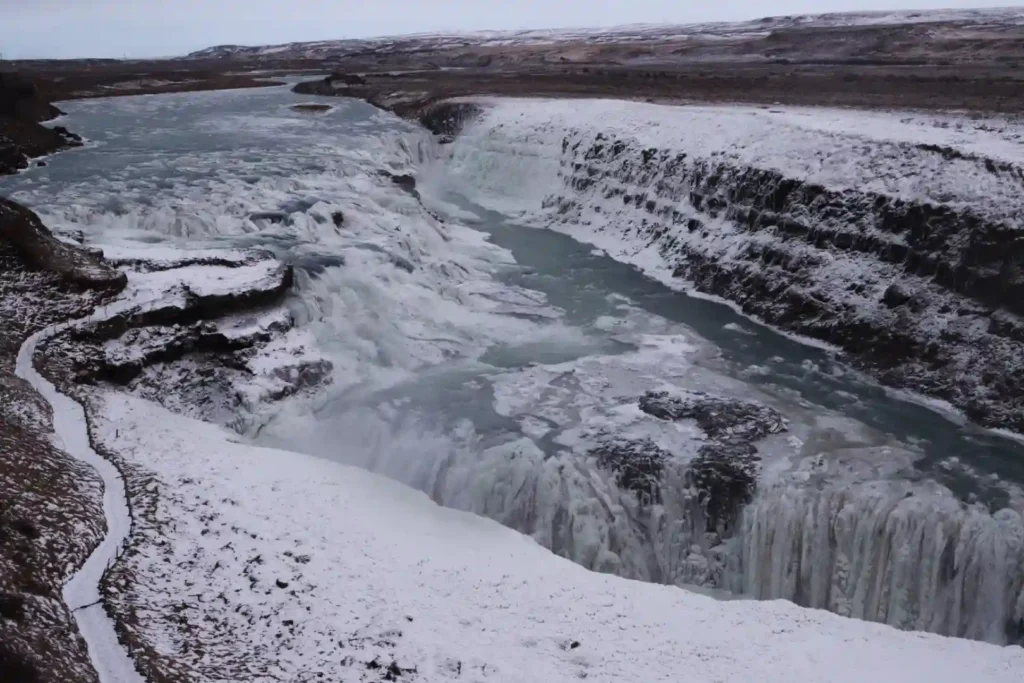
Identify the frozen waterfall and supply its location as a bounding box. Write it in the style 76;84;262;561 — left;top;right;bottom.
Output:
733;484;1024;644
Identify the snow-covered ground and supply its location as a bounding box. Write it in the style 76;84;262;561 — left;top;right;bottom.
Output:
443;98;1024;220
86;388;1024;682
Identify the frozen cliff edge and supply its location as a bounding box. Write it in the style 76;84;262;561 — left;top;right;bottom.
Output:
441;98;1024;435
69;387;1024;682
430;98;1024;643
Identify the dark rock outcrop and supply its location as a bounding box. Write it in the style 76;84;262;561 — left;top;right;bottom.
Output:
290;103;332;113
0;198;126;292
686;442;761;534
639;390;787;442
418;102;483;140
292;72;367;97
589;438;668;506
587;391;786;535
0;73;63;123
379;171;421;200
249;211;291;225
0;74;80;177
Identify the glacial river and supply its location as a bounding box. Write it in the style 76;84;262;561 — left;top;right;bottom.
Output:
3;83;1022;644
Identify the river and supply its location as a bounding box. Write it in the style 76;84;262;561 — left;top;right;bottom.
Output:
3;83;1022;644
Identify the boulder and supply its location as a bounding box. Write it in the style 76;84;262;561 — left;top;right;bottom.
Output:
881;283;913;308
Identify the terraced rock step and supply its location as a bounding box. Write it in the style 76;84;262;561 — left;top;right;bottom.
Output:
37;250;330;428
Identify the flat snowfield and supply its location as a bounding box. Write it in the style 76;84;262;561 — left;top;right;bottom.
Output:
90;391;1024;682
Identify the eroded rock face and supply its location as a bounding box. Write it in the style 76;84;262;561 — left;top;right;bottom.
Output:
589;438;668;506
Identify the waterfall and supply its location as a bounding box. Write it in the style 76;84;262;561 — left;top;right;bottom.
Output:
732;483;1024;644
432;103;1024;645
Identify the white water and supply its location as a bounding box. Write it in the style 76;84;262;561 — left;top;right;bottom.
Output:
5;86;1024;644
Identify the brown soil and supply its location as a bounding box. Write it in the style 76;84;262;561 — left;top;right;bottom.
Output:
4;16;1020;115
292;17;1024;115
299;62;1024;120
14;64;283;102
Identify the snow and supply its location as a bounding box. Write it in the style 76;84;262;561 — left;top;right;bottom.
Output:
87;389;1024;682
12;85;1024;659
98;243;255;270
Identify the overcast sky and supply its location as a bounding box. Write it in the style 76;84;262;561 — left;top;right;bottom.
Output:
1;0;1020;59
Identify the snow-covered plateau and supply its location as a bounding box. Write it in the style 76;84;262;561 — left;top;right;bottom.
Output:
4;84;1024;680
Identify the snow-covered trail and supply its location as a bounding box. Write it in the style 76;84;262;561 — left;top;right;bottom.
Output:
16;316;145;683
